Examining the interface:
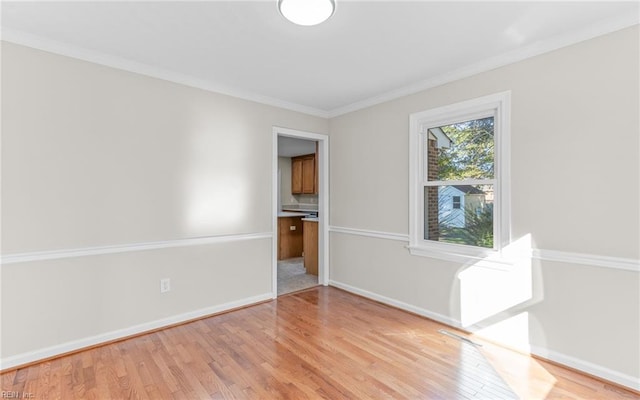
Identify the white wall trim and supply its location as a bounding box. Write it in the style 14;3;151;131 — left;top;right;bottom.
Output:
0;292;273;371
329;225;639;272
329;280;460;327
4;16;638;121
327;17;640;117
329;280;640;392
329;225;409;242
1;28;330;119
529;344;640;393
532;249;640;273
0;232;272;265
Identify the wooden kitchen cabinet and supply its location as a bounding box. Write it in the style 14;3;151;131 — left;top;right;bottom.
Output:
303;220;318;275
278;216;303;260
291;157;303;194
291;153;317;194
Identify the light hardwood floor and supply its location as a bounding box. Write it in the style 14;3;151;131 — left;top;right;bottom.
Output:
1;287;638;399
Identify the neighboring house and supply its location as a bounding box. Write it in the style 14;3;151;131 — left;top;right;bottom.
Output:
439;185;487;228
428;127;453;149
428;127;489;229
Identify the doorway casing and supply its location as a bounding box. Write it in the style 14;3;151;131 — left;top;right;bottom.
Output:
272;126;329;298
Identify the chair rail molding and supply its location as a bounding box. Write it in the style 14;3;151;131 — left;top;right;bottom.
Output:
1;232;273;265
329;225;640;272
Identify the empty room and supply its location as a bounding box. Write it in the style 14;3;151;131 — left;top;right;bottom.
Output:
1;1;639;399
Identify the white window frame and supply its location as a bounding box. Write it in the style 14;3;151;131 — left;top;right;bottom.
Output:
408;92;511;262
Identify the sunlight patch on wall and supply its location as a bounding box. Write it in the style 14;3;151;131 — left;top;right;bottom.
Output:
457;234;556;398
458;234;533;327
183;123;250;236
186;173;248;234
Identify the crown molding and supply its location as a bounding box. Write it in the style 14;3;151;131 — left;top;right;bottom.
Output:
0;28;330;119
2;14;638;120
327;15;639;118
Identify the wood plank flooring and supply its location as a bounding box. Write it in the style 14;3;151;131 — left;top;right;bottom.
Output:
1;286;638;399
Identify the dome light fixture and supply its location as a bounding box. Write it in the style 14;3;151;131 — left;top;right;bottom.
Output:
278;0;336;26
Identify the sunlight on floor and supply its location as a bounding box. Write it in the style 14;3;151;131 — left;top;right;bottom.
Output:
473;336;558;400
456;341;519;399
456;233;558;399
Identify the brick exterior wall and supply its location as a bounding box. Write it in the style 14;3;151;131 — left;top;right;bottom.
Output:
426;138;439;241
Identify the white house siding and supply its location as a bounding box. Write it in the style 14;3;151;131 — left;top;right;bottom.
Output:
439;186;466;227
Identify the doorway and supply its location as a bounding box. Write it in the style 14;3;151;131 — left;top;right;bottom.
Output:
272;127;329;298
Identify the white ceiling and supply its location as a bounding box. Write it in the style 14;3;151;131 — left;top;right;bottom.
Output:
2;1;638;117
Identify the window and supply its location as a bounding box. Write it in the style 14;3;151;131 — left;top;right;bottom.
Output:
452;196;461;209
409;92;510;260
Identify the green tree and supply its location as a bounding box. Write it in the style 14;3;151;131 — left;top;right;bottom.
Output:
434;117;495;248
437;117;494;180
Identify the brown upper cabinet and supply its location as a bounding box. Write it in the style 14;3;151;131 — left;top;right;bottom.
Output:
291;153;317;194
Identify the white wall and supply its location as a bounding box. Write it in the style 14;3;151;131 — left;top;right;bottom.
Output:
278;156;293;206
328;25;639;388
0;42;328;365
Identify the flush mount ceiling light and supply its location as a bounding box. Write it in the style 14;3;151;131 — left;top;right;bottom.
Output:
278;0;336;26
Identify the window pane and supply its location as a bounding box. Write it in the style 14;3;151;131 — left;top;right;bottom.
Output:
424;184;494;248
426;117;494;181
452;196;461;209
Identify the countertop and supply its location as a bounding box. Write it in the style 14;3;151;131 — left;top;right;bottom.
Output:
302;217;318;222
278;211;312;218
282;204;318;213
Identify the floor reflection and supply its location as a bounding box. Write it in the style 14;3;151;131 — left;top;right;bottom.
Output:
453;334;519;399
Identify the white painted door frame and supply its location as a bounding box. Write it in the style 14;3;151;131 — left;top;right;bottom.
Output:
272;126;329;298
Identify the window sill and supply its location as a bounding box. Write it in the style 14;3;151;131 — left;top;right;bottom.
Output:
408;244;524;267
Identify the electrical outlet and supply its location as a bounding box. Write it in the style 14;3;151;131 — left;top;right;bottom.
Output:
160;278;171;293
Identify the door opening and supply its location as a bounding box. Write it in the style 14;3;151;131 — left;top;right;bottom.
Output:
272;127;329;297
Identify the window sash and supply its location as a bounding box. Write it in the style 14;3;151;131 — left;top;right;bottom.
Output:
423;179;495;187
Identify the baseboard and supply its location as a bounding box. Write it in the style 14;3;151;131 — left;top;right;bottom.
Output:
0;292;273;371
328;280;640;392
528;344;640;392
328;280;462;329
